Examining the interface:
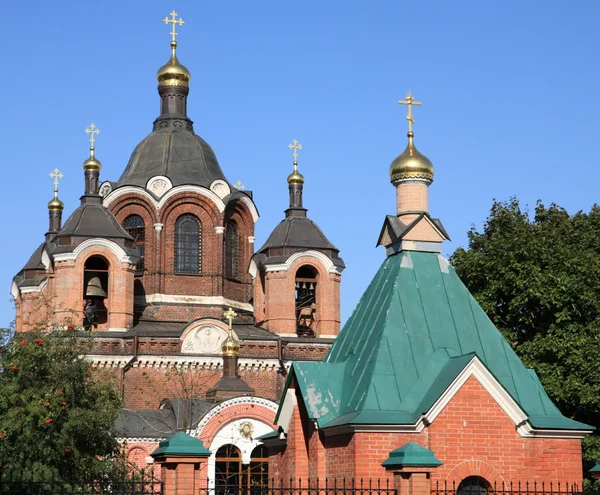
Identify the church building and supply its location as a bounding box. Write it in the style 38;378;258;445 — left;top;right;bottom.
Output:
10;12;592;489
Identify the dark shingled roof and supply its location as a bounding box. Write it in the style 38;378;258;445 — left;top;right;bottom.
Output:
117;128;228;188
58;204;133;240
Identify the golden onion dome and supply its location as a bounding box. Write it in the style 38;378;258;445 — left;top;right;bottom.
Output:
83;155;102;171
157;41;191;88
48;196;64;211
287;162;305;185
222;332;240;357
389;131;434;183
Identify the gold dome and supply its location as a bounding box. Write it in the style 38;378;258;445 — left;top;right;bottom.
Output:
287;162;304;185
389;132;434;183
157;41;191;88
222;332;240;357
83;155;102;171
48;196;64;211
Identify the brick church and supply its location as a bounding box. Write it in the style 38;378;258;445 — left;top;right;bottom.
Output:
10;13;593;489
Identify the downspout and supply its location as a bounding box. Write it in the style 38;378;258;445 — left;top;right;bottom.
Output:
121;335;138;400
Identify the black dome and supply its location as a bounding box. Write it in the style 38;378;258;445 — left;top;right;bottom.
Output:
117;127;228;188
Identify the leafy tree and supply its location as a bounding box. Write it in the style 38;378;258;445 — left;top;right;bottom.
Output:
0;326;124;480
450;198;600;476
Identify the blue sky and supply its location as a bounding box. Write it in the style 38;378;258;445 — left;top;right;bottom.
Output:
2;1;599;328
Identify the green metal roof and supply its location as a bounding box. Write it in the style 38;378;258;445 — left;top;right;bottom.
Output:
151;432;211;458
288;251;592;432
589;459;600;474
382;442;442;468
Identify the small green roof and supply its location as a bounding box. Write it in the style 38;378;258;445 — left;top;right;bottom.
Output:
589;459;600;473
255;429;279;440
281;251;593;432
151;432;211;458
382;442;442;468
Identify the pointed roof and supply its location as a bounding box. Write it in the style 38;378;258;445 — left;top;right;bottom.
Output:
280;251;592;433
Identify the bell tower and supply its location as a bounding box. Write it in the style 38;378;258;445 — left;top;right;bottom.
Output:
250;140;344;338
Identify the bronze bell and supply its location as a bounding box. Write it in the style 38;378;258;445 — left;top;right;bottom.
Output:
85;276;107;298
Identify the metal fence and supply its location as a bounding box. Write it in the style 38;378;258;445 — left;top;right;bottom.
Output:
431;479;584;495
208;479;397;495
0;466;162;495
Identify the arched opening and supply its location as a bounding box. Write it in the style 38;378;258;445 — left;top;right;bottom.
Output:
457;476;492;495
83;256;109;329
215;444;269;492
225;220;239;280
295;265;318;337
123;214;145;274
174;214;201;273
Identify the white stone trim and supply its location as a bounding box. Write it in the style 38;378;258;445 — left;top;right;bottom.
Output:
117;437;164;444
276;389;297;433
102;185;227;215
146;176;173;197
18;278;49;294
210;179;231;199
154;223;164;233
10;280;18;299
214;226;225;234
264;250;343;275
248;258;259;278
52;238;138;264
233;196;260;223
41;249;51;269
142;294;253;312
247;236;255;244
194;396;279;438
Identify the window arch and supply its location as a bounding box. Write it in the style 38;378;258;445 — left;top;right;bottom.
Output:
83;256;109;329
215;444;268;490
123;214;145;273
295;265;318;337
174;214;201;273
457;477;492;495
225;220;239;280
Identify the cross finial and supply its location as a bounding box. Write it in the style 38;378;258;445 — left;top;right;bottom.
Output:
49;168;63;191
288;139;303;164
398;92;422;134
223;307;237;331
163;11;184;43
233;180;245;190
85;123;100;156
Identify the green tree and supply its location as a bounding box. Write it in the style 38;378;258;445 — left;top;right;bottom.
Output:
0;326;124;479
450;198;600;475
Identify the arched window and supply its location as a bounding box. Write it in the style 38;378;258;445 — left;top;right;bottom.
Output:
175;214;201;273
123;215;145;273
83;256;109;329
295;265;318;337
457;477;492;495
215;444;269;491
225;220;239;280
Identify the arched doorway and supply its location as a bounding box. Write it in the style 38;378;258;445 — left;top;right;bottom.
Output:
457;476;492;495
215;444;268;492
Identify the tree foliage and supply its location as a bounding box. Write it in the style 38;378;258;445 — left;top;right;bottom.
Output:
451;198;600;472
0;327;124;479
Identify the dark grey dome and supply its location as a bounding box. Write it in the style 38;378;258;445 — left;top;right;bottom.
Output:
117;127;228;188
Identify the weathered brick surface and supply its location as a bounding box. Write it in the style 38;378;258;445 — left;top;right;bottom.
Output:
396;181;429;214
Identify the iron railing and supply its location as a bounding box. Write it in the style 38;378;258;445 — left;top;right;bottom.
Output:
431;480;584;495
208;479;397;495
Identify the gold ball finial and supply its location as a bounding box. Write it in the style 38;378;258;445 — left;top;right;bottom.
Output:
222;307;240;357
83;123;102;171
287;139;305;185
157;11;191;88
390;94;434;183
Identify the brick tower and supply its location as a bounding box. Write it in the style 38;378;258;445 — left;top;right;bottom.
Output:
251;140;344;338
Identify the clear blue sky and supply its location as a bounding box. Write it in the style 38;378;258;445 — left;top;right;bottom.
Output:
2;1;599;328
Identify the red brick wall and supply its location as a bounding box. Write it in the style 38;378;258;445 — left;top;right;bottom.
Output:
271;376;584;484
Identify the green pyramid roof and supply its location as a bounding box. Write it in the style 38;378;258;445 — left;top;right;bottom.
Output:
282;251;592;432
382;442;442;468
151;432;211;458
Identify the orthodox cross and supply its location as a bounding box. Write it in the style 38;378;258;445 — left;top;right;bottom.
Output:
223;307;237;331
163;11;184;42
233;180;245;190
398;93;422;133
85;123;100;150
288;139;303;163
49;168;63;191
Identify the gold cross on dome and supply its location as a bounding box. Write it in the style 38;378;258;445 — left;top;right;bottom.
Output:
288;139;303;163
49;168;63;189
223;307;238;330
233;181;245;190
85;123;100;148
398;92;422;133
163;11;184;42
